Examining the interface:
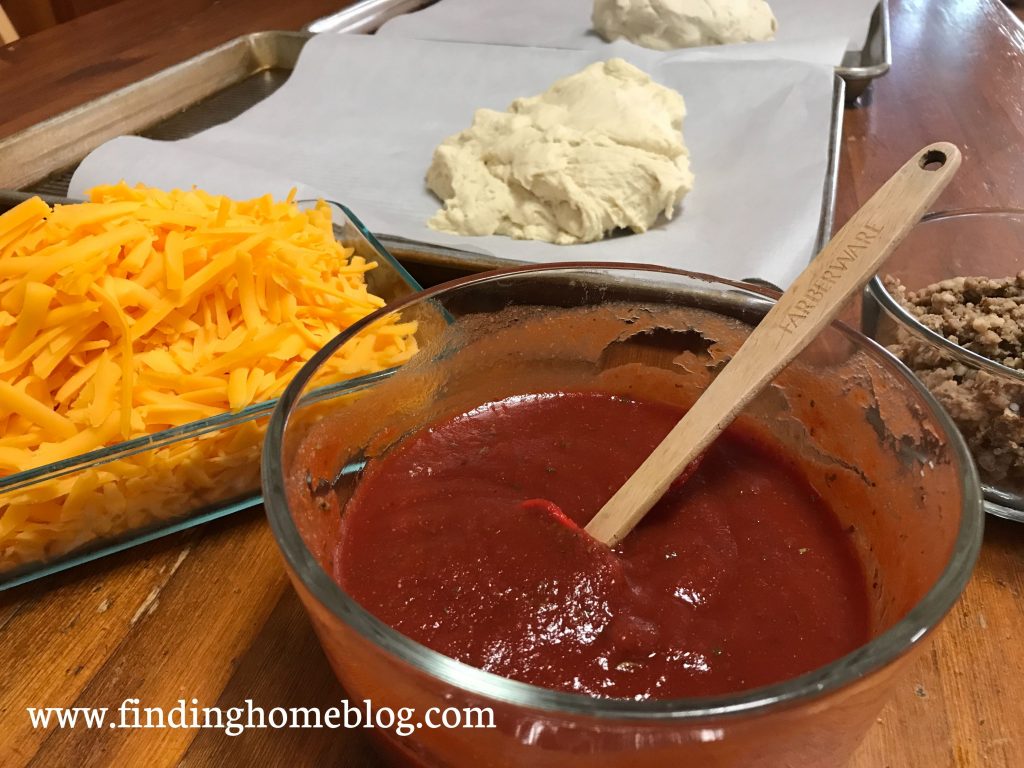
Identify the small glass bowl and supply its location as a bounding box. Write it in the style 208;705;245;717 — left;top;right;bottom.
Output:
863;209;1024;522
264;263;982;767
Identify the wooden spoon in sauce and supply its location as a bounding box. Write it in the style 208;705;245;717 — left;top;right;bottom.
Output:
577;142;962;547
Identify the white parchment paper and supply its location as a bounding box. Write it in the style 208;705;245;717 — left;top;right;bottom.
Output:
71;34;838;287
375;0;881;64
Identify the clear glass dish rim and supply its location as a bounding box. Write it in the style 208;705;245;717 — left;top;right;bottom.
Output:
866;208;1024;384
262;261;984;722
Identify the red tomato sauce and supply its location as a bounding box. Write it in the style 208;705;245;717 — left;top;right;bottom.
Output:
333;392;870;699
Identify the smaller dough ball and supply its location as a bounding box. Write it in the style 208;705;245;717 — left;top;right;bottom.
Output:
593;0;777;51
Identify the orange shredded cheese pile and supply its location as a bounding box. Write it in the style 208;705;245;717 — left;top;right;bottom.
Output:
0;184;418;567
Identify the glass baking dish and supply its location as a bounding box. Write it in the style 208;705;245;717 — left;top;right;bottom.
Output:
0;203;421;590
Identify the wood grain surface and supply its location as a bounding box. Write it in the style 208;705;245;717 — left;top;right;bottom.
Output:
2;1;1024;766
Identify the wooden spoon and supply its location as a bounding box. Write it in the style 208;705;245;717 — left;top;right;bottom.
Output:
584;142;962;547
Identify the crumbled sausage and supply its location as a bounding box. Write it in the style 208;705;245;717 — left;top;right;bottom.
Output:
884;273;1024;487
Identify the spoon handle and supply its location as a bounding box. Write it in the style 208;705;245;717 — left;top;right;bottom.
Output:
585;142;962;547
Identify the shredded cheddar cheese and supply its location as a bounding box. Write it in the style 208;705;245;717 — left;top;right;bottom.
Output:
0;184;418;568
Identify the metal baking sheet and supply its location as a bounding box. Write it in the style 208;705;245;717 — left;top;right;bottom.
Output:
0;28;842;275
307;0;890;102
837;0;891;103
305;0;435;34
0;32;306;193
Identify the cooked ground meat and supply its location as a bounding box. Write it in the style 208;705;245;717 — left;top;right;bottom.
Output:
884;273;1024;487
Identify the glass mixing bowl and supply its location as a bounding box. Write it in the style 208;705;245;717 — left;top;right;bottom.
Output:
264;264;982;767
863;209;1024;522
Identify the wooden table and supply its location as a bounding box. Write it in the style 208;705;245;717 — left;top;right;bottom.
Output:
2;1;1024;765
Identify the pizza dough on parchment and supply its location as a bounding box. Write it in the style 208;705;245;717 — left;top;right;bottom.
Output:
593;0;777;51
425;58;694;245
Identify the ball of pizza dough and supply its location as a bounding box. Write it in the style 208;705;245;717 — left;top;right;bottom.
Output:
593;0;777;50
